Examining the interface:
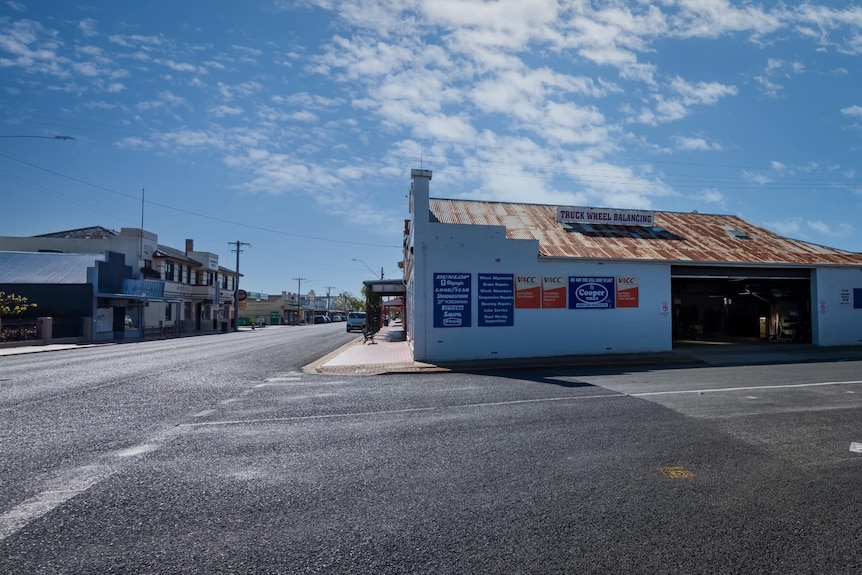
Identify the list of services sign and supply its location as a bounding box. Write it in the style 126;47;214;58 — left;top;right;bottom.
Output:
478;274;514;327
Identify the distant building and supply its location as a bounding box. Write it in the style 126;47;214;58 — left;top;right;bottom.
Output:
0;228;238;342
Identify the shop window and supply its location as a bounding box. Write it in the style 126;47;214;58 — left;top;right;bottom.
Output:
184;302;192;320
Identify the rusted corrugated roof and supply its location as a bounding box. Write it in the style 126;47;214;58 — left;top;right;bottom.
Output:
34;226;119;240
154;245;202;265
0;251;105;283
429;198;862;266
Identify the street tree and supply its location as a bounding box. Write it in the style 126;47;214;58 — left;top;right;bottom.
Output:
0;291;38;332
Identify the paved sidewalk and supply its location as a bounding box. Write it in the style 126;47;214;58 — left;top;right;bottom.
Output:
306;324;436;375
306;323;697;375
308;328;862;375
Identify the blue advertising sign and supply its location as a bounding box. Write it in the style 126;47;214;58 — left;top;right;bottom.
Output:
123;278;165;298
433;273;472;328
478;273;514;327
569;276;615;309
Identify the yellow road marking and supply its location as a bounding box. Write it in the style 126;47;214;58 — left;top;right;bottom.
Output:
658;465;694;479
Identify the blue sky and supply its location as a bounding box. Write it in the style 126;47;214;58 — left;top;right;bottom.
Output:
2;1;862;298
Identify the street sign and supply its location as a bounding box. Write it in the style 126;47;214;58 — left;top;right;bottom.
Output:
237;289;247;301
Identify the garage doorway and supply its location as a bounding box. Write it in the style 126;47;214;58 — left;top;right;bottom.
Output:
671;266;812;344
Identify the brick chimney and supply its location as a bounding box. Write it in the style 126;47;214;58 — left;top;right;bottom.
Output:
185;239;194;254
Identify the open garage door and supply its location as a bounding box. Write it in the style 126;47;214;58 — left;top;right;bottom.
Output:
671;266;812;344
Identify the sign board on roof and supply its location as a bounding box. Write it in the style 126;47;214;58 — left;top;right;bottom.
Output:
556;207;655;227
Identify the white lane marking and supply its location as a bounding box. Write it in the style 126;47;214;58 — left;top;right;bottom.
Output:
264;377;302;382
177;392;624;428
850;442;862;453
0;463;115;542
630;379;862;397
114;443;160;458
191;409;215;418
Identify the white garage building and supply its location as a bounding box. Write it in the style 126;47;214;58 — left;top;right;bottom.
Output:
403;169;862;363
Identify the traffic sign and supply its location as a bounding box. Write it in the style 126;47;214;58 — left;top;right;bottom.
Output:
237;289;247;301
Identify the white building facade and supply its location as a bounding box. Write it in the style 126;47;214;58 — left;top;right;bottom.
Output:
404;169;862;363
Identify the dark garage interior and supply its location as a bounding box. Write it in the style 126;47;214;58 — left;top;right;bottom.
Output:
671;266;812;344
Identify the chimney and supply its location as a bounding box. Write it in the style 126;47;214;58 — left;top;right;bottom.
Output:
185;239;194;254
409;168;432;230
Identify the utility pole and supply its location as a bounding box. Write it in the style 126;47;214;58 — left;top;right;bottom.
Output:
380;267;384;280
293;277;306;325
230;241;251;331
324;286;336;314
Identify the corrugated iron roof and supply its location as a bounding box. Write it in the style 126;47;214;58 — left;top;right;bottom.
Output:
154;245;202;265
34;226;119;240
429;198;862;266
0;251;105;284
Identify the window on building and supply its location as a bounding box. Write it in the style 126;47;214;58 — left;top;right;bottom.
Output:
221;274;228;289
165;262;175;282
165;303;173;321
184;302;192;320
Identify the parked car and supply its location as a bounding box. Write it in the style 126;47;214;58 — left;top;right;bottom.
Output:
331;315;343;322
346;311;366;332
313;315;327;324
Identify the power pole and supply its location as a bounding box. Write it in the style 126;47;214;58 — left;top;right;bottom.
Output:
380;267;384;280
324;286;336;313
230;241;251;331
293;277;306;325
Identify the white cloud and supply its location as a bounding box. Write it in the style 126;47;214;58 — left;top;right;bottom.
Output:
78;18;98;37
766;218;802;236
671;135;722;151
698;189;725;204
840;105;862;118
210;104;244;117
808;220;854;238
155;58;207;74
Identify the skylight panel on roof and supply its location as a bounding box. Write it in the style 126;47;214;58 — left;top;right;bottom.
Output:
725;228;752;240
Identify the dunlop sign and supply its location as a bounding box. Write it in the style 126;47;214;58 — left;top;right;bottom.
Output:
556;207;655;226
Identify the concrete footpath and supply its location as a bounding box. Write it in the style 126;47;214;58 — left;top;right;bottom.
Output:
305;324;862;375
5;323;862;375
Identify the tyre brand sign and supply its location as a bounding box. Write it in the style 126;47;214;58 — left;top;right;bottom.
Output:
568;277;615;309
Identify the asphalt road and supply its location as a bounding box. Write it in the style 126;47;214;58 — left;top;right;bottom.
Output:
2;326;861;574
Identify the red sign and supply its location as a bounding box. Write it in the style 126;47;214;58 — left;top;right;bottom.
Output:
542;276;567;308
515;275;541;309
616;277;639;308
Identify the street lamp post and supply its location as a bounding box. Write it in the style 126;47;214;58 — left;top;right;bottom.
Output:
0;135;75;140
353;258;383;280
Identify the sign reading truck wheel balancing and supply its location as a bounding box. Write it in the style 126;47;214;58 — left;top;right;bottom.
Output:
569;277;615;309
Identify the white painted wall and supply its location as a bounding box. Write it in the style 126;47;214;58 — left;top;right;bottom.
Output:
412;220;673;362
811;268;862;346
